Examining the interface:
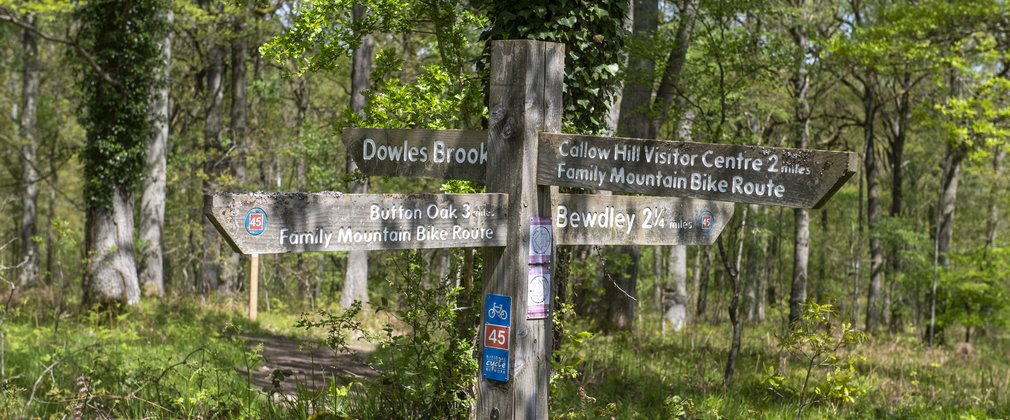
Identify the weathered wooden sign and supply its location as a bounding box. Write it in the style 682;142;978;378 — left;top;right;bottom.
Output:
553;193;735;246
343;128;489;181
205;192;507;254
538;133;858;209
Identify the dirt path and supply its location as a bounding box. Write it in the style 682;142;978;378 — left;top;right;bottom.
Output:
239;334;377;396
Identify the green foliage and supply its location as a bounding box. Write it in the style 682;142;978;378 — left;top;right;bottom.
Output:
478;0;627;134
938;247;1010;334
301;251;478;418
353;62;476;129
775;303;868;415
550;302;592;383
296;300;365;354
1;300;269;418
936;75;1010;158
75;0;166;209
260;0;414;75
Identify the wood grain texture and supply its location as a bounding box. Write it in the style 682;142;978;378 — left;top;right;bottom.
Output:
553;193;735;246
205;192;508;254
478;40;562;420
538;133;858;208
343;128;488;180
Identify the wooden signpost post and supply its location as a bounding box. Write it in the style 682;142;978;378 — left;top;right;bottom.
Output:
206;39;857;420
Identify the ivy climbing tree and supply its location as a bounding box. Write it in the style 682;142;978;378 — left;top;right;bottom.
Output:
77;0;166;306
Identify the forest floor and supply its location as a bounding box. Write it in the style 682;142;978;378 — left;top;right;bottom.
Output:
239;333;376;397
3;293;1009;418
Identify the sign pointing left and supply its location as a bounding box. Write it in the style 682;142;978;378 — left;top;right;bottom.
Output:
205;192;508;254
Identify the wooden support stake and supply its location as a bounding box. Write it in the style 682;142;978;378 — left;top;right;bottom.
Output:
249;254;259;321
478;39;563;420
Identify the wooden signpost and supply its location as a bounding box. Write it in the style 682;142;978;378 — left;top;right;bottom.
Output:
344;128;489;181
206;39;858;420
205;192;508;253
539;133;857;209
553;194;734;246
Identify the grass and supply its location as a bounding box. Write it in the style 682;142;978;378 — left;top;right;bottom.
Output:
550;308;1010;419
2;288;1008;419
0;292;285;418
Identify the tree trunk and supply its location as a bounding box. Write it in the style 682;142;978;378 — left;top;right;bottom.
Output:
219;10;248;295
606;0;661;331
696;245;710;317
864;80;884;332
722;205;747;387
602;245;639;330
885;77;910;330
200;35;226;294
649;0;697;139
745;204;760;321
986;148;1005;248
18;16;40;287
231;10;248;185
787;8;811;327
757;211;767;322
663;246;688;332
84;189;140;306
340;4;373;309
139;6;172;296
937;145;963;269
616;0;657;139
852;163;864;326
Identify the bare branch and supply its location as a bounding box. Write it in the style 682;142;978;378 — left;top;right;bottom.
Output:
0;9;120;86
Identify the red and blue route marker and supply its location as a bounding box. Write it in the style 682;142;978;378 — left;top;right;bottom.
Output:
245;208;268;236
699;210;714;233
483;294;511;382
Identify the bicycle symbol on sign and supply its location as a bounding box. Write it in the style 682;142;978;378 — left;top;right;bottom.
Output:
488;302;508;320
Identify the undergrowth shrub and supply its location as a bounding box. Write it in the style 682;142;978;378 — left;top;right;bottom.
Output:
763;302;868;418
302;250;479;418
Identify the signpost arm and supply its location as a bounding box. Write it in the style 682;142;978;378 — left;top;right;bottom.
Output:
478;40;563;420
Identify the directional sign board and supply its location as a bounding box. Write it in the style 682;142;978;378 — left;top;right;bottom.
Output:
482;294;512;382
538;133;858;209
205;192;507;254
343;128;489;181
554;193;735;246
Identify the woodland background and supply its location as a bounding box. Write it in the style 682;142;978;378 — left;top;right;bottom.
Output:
0;0;1009;418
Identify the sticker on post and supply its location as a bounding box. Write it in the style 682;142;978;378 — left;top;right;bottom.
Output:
529;217;553;264
482;294;511;382
527;265;550;319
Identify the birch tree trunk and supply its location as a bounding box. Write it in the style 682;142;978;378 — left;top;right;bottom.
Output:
85;189;141;306
936;145;963;269
139;6;172;296
340;4;373;309
663;246;688;332
18;16;40;287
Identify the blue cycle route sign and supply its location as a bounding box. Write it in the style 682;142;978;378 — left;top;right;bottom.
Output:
482;294;512;382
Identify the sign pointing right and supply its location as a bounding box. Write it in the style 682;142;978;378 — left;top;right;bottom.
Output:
538;133;858;209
